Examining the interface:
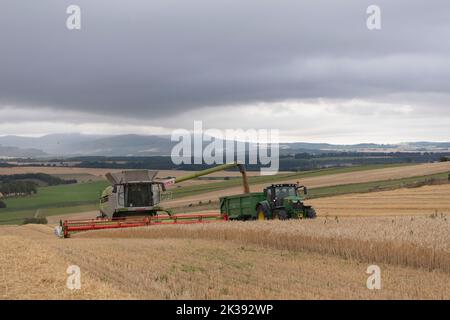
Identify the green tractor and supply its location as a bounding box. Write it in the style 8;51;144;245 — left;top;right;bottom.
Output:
256;184;316;220
220;183;316;220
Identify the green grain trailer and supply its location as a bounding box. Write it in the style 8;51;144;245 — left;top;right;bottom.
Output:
219;192;266;220
220;183;316;220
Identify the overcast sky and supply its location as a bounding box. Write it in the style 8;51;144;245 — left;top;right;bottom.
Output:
1;0;449;143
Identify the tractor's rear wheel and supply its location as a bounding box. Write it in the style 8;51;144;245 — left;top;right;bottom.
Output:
306;207;317;219
256;206;267;220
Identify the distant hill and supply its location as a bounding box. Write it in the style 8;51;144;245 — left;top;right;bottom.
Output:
401;142;450;150
0;134;172;157
70;134;173;156
1;133;450;158
0;145;47;158
280;142;397;152
0;134;105;155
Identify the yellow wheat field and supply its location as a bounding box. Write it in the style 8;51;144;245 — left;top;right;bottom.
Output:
309;184;450;217
1;222;450;300
1;216;450;300
79;215;450;274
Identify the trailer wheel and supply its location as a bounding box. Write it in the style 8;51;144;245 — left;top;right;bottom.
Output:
256;206;267;220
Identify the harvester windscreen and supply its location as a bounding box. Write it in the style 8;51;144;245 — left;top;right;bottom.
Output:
126;184;153;207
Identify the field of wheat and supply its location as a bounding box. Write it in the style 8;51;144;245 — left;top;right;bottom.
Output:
1;220;450;300
309;183;450;216
79;215;450;274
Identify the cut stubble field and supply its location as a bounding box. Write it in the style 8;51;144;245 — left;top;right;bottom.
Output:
1;215;449;300
309;183;450;216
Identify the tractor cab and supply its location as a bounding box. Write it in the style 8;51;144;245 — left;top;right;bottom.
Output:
264;184;307;207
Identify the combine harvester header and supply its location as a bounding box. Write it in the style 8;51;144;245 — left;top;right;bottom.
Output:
59;213;228;238
56;162;248;238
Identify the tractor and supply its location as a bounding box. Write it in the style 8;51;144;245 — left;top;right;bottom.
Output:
255;183;316;220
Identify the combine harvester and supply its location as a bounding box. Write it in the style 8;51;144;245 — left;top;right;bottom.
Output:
56;163;249;238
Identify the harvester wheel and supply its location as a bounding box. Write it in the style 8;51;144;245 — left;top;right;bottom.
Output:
96;212;107;219
256;206;267;220
306;207;317;219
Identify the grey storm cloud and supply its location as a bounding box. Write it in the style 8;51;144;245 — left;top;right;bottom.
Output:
1;0;450;120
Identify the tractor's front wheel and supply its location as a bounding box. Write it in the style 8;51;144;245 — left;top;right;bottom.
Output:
273;210;288;220
256;206;267;220
306;207;317;219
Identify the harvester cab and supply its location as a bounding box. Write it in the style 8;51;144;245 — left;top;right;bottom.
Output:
99;170;167;218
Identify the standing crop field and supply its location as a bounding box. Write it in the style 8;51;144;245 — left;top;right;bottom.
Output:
79;216;450;274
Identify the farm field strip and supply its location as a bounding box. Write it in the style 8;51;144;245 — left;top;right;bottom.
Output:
0;166;265;178
46;180;450;222
168;164;411;198
166;173;450;214
2;162;450;224
164;162;450;207
309;184;450;216
306;172;449;199
0;181;108;224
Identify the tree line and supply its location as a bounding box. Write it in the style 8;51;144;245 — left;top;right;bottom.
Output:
0;180;38;197
0;173;77;185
